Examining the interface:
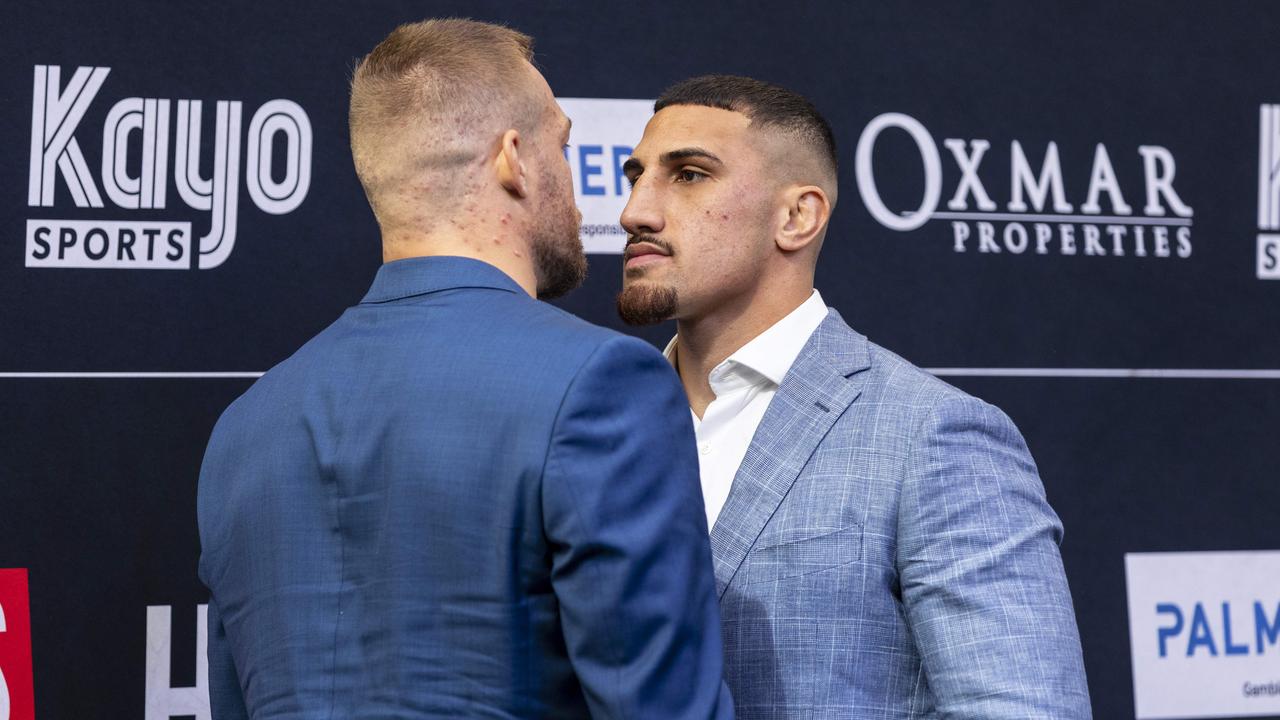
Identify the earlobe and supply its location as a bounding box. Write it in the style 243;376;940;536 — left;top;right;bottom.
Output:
495;129;528;199
777;186;830;252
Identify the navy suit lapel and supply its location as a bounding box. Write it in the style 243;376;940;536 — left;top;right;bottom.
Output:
708;310;871;599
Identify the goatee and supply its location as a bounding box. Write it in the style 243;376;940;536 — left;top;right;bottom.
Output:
616;283;678;325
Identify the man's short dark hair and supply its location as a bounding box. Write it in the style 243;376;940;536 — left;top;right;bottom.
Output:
654;75;838;177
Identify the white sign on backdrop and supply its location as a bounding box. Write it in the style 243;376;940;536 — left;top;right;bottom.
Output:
557;98;653;254
1126;551;1280;719
1258;104;1280;279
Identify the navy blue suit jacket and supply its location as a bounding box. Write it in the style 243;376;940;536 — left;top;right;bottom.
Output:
198;257;732;718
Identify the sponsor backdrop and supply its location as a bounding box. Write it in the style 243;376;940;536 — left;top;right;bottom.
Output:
1;1;1277;718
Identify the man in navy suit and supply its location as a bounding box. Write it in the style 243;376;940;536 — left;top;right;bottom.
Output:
617;75;1091;718
197;20;732;718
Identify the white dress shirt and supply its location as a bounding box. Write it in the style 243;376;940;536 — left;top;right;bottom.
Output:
664;290;829;530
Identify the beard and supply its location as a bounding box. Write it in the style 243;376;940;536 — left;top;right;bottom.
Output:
530;168;587;300
617;233;678;325
616;282;678;325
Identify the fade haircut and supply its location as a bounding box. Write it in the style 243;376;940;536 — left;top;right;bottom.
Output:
654;75;838;180
349;19;539;219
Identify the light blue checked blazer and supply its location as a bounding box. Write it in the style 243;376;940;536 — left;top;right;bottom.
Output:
711;308;1092;719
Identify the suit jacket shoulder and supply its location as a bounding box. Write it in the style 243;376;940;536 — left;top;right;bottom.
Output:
715;308;1092;719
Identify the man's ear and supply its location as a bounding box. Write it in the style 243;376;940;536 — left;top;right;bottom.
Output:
776;185;831;252
495;129;528;198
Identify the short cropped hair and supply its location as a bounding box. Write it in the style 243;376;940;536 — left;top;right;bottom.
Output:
349;19;538;211
655;75;838;178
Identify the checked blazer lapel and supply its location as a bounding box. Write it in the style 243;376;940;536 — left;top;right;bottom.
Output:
707;309;871;599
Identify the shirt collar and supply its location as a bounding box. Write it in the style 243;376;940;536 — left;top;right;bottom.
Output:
360;256;525;305
664;289;829;394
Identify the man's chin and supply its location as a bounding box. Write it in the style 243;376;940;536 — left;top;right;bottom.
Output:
616;282;678;326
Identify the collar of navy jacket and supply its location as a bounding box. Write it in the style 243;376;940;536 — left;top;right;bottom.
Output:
708;308;873;600
360;255;525;305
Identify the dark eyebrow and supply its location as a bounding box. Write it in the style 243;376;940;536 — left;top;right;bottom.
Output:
661;147;723;166
622;147;723;180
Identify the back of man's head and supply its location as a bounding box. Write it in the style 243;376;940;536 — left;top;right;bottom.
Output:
350;19;539;230
655;74;838;200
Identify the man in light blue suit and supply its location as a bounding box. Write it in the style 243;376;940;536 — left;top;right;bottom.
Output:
197;20;732;719
618;75;1091;718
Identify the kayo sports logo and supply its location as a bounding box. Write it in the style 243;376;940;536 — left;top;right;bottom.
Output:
854;113;1194;259
25;65;312;270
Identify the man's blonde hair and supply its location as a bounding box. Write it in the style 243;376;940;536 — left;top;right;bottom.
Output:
349;18;539;222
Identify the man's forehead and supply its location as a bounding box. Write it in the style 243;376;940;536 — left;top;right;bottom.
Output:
526;62;565;117
636;104;753;157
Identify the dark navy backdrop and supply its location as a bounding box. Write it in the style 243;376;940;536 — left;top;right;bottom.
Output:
2;1;1278;718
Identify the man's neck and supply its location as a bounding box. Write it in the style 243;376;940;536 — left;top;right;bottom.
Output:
381;222;537;296
675;284;813;418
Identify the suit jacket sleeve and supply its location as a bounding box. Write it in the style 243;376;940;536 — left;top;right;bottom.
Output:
542;335;733;720
206;595;250;720
200;415;251;720
897;394;1092;719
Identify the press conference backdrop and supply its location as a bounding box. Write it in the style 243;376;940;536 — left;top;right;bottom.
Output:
2;1;1278;718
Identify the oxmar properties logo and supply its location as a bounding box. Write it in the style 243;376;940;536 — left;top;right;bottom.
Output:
26;65;312;270
855;113;1194;259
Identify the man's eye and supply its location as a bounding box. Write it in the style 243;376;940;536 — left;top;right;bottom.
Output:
675;169;705;183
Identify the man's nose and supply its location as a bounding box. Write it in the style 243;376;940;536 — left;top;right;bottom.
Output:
620;179;664;236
